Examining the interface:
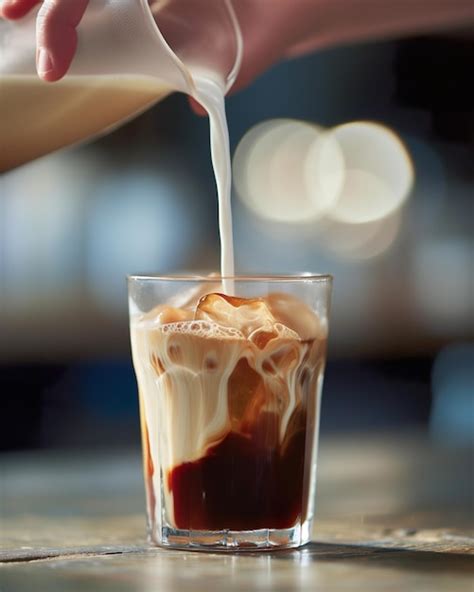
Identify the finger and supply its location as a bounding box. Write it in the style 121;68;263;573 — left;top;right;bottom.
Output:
1;0;41;19
36;0;89;81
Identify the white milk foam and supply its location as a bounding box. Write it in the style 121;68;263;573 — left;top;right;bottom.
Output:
161;320;244;340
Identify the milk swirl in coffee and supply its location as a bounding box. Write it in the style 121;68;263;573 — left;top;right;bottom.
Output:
131;289;328;533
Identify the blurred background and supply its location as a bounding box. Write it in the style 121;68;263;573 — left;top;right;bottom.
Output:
1;33;473;452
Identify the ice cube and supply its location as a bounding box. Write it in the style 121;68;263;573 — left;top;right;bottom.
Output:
228;358;264;427
248;322;300;349
195;293;278;338
167;274;223;310
138;304;193;326
248;328;279;349
266;292;325;340
155;305;194;325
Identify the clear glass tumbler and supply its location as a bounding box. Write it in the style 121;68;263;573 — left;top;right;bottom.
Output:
128;274;332;550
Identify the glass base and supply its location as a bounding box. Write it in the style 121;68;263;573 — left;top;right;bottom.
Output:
152;522;311;551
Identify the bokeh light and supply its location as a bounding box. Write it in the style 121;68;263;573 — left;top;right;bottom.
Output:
304;129;345;217
327;121;414;224
233;118;414;260
233;119;344;223
318;211;403;260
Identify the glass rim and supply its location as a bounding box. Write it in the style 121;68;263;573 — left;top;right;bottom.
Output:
127;272;333;283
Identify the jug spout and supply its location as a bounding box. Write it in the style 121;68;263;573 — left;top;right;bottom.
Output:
149;0;242;92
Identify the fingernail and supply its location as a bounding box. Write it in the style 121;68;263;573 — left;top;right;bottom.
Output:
37;48;53;76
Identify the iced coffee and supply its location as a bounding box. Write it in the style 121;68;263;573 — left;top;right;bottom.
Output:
130;278;330;549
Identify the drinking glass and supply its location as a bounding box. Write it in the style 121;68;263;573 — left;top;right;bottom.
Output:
128;274;332;550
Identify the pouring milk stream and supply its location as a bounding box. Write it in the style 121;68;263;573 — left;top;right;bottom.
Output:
0;0;242;289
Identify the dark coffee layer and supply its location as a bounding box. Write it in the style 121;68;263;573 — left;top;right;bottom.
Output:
166;411;306;531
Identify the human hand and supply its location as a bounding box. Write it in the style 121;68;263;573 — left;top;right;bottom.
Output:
1;0;90;81
0;0;319;87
